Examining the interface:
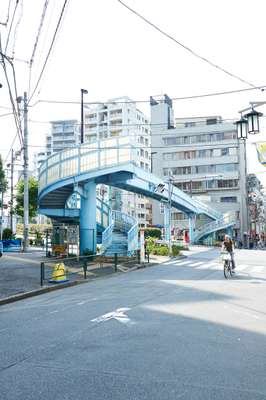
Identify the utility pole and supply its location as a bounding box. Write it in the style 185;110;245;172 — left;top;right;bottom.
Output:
168;177;173;256
9;149;14;233
23;92;29;252
0;190;3;240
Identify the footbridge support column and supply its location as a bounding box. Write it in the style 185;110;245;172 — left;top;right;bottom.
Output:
79;181;97;255
188;214;196;245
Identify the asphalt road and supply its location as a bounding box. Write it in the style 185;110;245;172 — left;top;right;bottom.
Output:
0;247;266;400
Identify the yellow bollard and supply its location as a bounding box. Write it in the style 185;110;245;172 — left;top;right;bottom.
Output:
49;263;68;283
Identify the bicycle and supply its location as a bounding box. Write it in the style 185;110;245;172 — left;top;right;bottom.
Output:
221;252;234;279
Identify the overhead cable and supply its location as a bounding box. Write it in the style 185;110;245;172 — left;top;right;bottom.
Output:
29;85;266;108
0;0;12;26
117;0;260;90
28;0;70;104
28;0;50;94
11;0;24;59
4;0;20;53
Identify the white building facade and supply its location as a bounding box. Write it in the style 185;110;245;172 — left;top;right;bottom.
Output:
150;95;248;243
84;97;151;226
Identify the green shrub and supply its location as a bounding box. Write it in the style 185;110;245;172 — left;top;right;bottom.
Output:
146;237;156;254
153;245;169;256
143;228;161;239
2;228;14;240
172;245;180;257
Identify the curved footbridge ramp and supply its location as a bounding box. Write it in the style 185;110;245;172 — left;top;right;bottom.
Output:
38;137;235;253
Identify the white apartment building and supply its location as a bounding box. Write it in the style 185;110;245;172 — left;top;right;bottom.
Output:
84;97;151;226
49;119;80;153
150;95;248;243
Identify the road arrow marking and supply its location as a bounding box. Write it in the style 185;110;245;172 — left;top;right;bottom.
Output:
91;307;134;325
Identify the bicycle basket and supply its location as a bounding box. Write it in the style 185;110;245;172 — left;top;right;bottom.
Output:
221;253;231;261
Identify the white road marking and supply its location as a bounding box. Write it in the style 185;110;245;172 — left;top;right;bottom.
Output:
236;265;248;271
252;266;265;273
209;263;220;269
91;307;133;325
49;310;59;314
164;259;185;265
189;261;204;267
174;261;191;266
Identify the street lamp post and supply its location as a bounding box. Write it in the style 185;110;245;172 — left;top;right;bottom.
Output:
80;88;88;144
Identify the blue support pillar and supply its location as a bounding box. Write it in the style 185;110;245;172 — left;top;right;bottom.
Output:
226;226;233;238
188;214;195;244
80;181;97;255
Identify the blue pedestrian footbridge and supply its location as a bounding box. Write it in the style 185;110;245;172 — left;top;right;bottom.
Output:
38;137;236;255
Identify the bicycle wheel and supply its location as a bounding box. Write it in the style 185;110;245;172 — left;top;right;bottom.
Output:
224;260;231;279
229;261;234;277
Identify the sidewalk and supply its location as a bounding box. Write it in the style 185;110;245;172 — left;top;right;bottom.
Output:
0;248;175;302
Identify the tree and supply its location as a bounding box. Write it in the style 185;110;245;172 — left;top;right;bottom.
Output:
15;176;38;219
0;155;7;195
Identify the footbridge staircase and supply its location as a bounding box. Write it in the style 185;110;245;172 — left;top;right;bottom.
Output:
38;137;236;255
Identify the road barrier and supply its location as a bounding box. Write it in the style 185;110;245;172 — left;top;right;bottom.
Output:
40;252;150;287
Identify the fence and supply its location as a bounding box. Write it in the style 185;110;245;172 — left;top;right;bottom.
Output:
40;251;149;287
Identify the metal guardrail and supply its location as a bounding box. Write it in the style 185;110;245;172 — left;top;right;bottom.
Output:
40;252;148;286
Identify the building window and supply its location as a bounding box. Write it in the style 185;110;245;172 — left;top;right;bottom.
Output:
220;196;237;203
206;118;217;125
221;148;229;156
184;122;196;127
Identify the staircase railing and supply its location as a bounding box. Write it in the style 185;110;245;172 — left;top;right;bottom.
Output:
194;212;236;242
101;221;114;252
112;210;139;255
192;198;223;220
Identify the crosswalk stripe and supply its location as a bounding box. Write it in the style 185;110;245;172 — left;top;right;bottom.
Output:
252;266;264;273
209;263;220;269
174;261;191;266
189;261;204;267
236;265;248;271
164;260;184;265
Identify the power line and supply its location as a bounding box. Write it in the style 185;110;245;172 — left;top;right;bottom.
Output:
28;0;70;104
0;111;14;118
117;0;259;90
11;0;24;59
24;140;245;150
28;0;50;95
29;85;266;108
0;47;23;146
0;0;12;26
4;0;20;53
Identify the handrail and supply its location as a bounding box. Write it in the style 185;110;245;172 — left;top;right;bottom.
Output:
112;210;138;254
101;221;114;252
194;212;236;241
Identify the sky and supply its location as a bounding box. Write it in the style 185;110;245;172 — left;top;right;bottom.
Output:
0;0;266;183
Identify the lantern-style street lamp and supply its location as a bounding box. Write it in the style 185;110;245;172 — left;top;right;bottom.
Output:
237;101;265;140
244;109;263;134
236;116;248;140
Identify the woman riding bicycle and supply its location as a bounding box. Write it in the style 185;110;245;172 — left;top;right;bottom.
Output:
221;235;236;273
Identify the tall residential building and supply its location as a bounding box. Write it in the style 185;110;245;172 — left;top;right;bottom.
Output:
150;94;248;242
33;120;79;177
49;119;80;153
84;97;151;226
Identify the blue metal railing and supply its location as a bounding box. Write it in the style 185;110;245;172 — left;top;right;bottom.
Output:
101;221;114;253
112;210;138;254
193;212;236;242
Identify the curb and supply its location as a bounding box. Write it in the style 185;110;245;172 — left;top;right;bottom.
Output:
0;255;186;306
0;279;88;306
